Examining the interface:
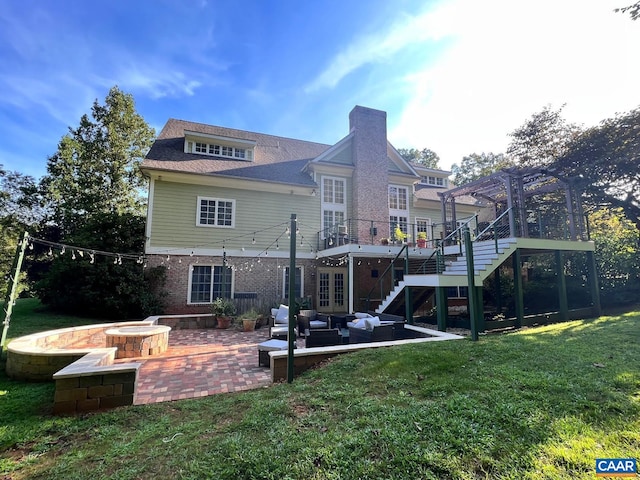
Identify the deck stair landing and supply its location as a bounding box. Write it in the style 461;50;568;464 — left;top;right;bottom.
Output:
375;238;518;314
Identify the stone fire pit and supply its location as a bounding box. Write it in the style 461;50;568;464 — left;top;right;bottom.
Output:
105;325;171;359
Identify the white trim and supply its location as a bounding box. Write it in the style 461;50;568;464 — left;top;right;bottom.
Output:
389;185;409;236
183;130;257;147
321;175;347;239
415;216;432;239
196;196;236;228
145;178;156;253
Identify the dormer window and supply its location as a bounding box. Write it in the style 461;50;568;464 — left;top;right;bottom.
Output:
421;175;447;187
184;130;256;161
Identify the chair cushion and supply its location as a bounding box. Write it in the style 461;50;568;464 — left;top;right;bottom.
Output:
354;312;372;319
309;320;328;329
364;316;381;331
350;318;367;329
274;304;289;324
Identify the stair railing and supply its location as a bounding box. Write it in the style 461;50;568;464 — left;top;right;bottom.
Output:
474;208;513;253
411;215;478;277
364;244;409;312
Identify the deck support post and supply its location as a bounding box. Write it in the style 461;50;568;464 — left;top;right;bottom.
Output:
555;251;568;321
513;250;524;328
586;251;601;316
463;228;480;341
435;287;448;331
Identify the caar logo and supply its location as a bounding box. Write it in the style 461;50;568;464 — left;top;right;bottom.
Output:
596;458;637;477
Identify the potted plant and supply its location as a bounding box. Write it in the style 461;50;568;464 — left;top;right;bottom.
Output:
394;225;408;244
417;231;427;248
212;297;236;329
238;307;260;332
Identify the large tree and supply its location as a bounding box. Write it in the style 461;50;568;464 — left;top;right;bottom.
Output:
450;152;512;186
553;106;640;231
507;105;581;167
397;147;440;169
616;2;640;20
35;87;165;317
41;86;155;233
0;166;42;294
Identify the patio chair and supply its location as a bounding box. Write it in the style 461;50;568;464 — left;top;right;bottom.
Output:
296;310;329;336
305;328;341;348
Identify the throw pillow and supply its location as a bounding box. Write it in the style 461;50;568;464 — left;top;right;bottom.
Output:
275;304;289;324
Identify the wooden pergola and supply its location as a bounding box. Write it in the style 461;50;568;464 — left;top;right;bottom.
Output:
438;167;588;241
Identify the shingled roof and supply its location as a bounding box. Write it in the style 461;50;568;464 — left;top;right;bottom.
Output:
142;119;331;186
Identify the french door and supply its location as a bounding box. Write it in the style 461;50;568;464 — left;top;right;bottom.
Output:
317;268;347;313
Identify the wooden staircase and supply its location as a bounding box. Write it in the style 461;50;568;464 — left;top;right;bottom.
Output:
375;238;518;314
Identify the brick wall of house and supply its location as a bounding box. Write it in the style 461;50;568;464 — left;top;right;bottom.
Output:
148;254;317;314
349;106;390;244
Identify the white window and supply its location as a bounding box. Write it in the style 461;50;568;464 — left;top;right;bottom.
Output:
188;140;253;160
421;175;447;187
197;196;235;228
388;185;408;210
389;185;409;237
188;265;233;304
283;266;303;299
416;217;432;239
321;176;346;238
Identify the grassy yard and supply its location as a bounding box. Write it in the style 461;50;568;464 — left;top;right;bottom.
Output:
1;300;638;479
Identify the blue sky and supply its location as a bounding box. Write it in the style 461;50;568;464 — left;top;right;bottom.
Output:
1;0;639;179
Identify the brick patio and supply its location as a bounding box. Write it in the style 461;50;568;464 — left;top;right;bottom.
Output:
127;328;303;405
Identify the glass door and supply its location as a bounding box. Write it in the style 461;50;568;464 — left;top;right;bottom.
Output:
317;268;347;313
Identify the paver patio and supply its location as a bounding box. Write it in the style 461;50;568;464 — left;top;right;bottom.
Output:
127;328;303;405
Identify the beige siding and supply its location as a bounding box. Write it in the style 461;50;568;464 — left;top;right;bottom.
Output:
327;142;353;165
150;181;321;250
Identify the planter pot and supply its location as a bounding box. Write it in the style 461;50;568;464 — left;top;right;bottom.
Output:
216;316;232;329
417;239;427;248
242;319;257;332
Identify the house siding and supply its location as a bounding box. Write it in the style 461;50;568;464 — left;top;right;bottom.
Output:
149;180;321;252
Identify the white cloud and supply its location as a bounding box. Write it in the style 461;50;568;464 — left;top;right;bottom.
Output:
304;3;458;93
388;0;640;169
116;65;203;99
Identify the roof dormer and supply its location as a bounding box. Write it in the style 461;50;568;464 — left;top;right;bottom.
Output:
183;130;256;161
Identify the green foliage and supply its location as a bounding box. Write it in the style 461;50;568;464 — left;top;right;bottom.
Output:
507;105;581;167
589;208;640;305
397;147;440;169
450;152;512;186
1;300;638;479
211;297;237;317
0;166;42;295
40;86;155;233
32;87;162;318
554;106;640;232
35;213;166;319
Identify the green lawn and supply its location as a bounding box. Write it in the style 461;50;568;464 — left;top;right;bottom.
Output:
1;300;638;479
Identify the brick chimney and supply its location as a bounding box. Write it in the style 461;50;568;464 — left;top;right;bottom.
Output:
349;106;389;243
